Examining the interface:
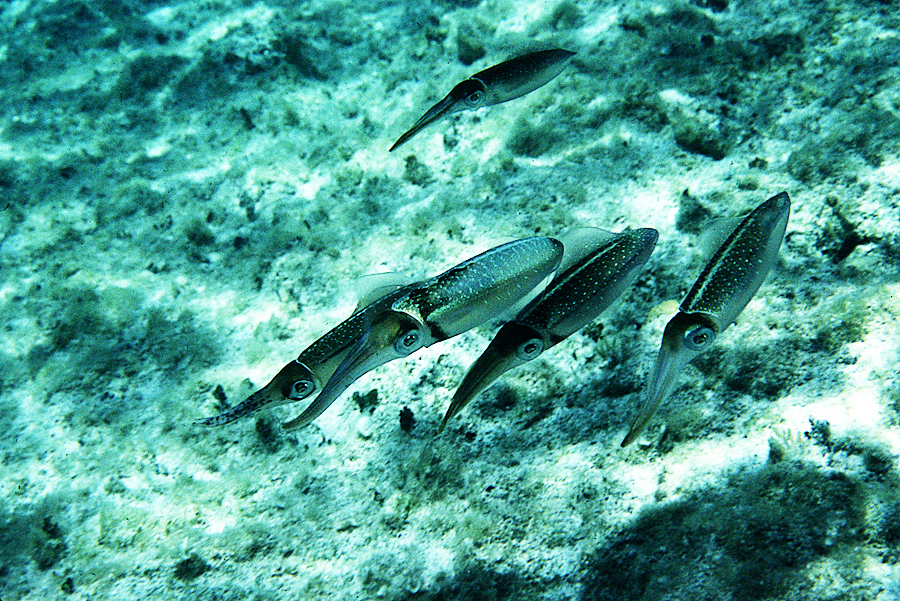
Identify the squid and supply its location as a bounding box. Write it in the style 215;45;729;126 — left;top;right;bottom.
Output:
199;237;564;430
389;48;576;152
198;238;562;429
440;227;659;432
621;191;791;447
276;236;563;429
277;236;563;429
195;280;416;427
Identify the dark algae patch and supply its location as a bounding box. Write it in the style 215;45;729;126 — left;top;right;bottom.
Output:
174;553;211;581
581;461;867;600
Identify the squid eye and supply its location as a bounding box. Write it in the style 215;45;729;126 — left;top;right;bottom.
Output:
464;90;484;107
394;329;423;355
683;326;716;351
289;379;315;400
515;338;544;361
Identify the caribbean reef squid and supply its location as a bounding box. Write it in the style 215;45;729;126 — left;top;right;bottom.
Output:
390;48;576;152
440;227;659;432
197;236;564;430
194;280;416;428
621;191;791;446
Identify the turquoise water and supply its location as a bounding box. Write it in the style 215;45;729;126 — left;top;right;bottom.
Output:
1;0;899;599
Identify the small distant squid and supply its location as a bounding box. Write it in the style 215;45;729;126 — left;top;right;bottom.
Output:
390;48;576;151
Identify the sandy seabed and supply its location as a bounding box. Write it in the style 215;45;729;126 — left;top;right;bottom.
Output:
1;0;899;599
